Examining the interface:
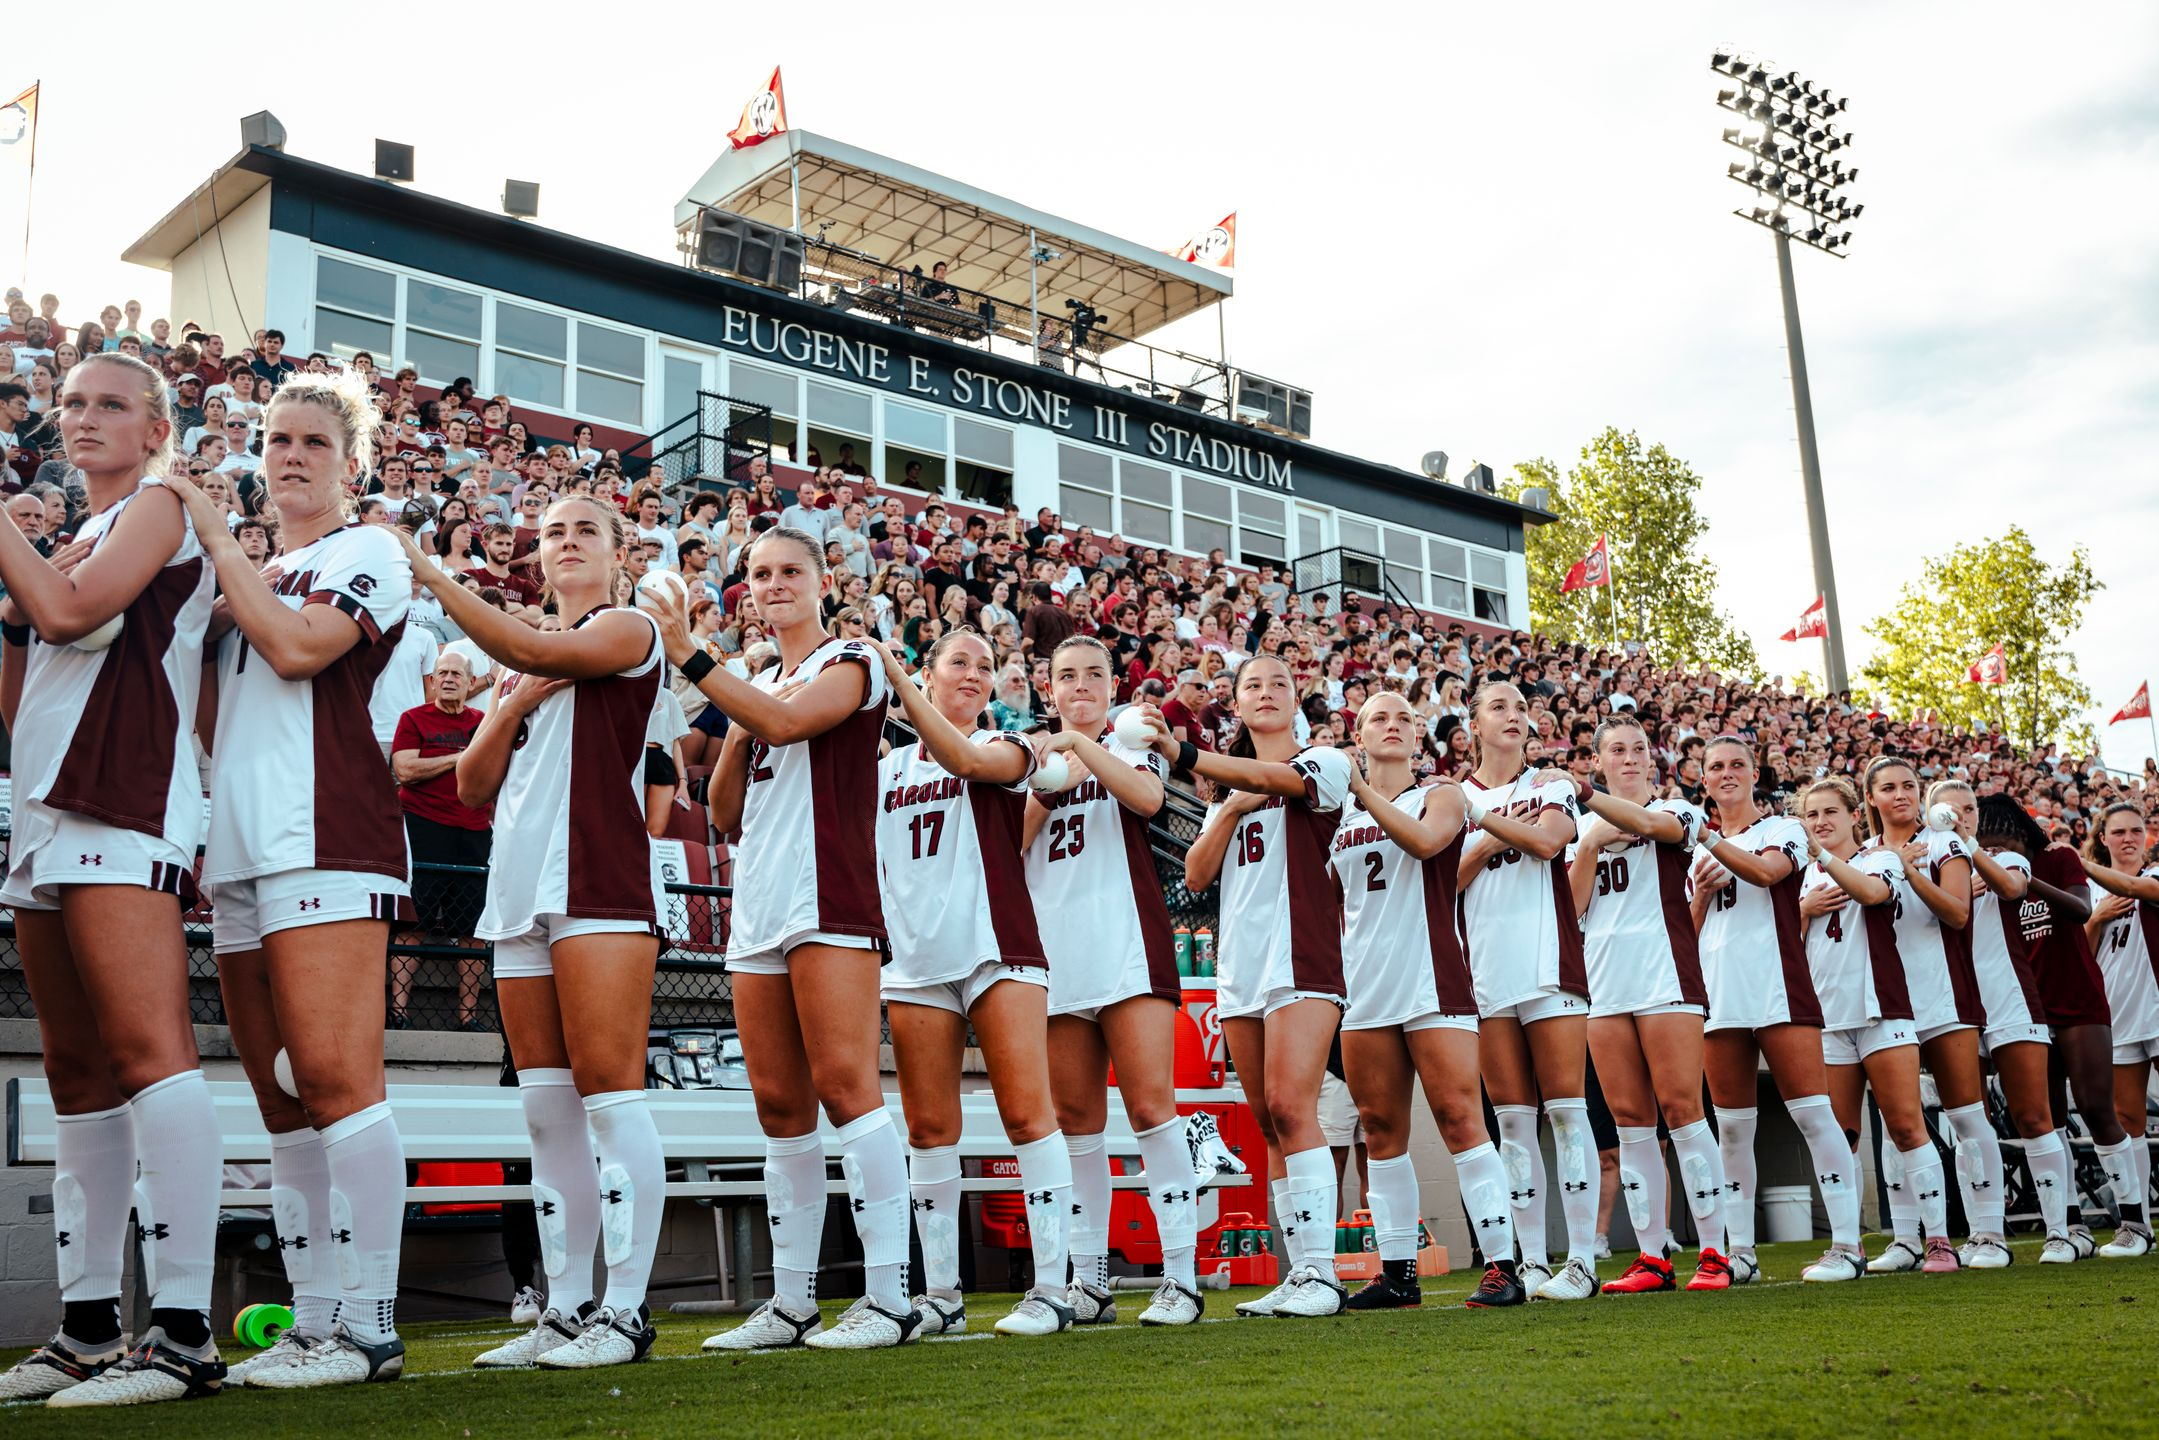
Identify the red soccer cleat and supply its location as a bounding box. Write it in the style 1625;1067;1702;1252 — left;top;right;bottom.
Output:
1603;1253;1677;1294
1685;1247;1733;1291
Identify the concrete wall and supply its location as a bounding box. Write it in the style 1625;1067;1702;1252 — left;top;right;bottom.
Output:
165;185;272;345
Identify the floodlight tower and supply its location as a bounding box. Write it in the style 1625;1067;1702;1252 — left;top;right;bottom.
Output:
1711;49;1863;693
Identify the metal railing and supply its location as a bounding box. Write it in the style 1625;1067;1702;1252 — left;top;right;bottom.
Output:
1290;544;1428;617
618;390;773;499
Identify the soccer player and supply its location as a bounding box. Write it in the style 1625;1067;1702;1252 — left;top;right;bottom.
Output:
1794;777;1942;1281
171;374;416;1388
1176;654;1354;1318
399;498;670;1369
1563;715;1733;1293
1024;636;1214;1328
670;528;914;1351
1329;692;1525;1309
0;353;221;1407
1931;780;2062;1266
1852;758;1988;1275
2079;802;2159;1257
1455;682;1599;1300
872;633;1075;1337
1690;737;1859;1285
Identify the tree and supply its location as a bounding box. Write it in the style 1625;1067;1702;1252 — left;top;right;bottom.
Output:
1859;527;2101;752
1501;427;1760;675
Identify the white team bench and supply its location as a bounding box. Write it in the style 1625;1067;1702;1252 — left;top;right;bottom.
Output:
6;1078;1251;1305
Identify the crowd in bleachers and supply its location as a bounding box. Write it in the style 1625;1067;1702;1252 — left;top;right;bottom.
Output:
7;284;2153;858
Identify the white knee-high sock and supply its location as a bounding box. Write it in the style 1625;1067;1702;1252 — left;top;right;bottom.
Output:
2132;1133;2152;1219
2023;1129;2072;1238
1879;1137;1917;1241
908;1144;964;1295
1014;1133;1074;1293
1453;1142;1516;1266
1281;1146;1338;1271
2096;1137;2146;1225
1065;1131;1110;1290
1615;1126;1669;1259
1786;1095;1860;1249
764;1133;827;1313
268;1127;339;1338
520;1068;598;1317
1901;1142;1948;1237
129;1070;220;1318
1365;1153;1421;1262
1668;1118;1728;1254
1943;1101;2006;1239
1136;1118;1198;1292
321;1102;406;1342
1493;1105;1547;1268
585;1092;663;1314
1713;1106;1759;1252
53;1103;133;1324
835;1109;910;1312
1545;1099;1600;1265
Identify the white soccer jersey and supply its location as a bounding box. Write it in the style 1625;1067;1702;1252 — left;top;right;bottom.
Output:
1969;849;2044;1032
1697;813;1818;1031
1458;771;1586;1016
727;636;889;957
1328;785;1475;1030
2092;870;2159;1046
1207;746;1353;1019
1862;830;1983;1032
8;478;214;862
1574;798;1708;1017
877;732;1045;986
477;607;666;938
1800;848;1911;1030
369;618;437;749
206;523;413;886
1025;732;1180;1015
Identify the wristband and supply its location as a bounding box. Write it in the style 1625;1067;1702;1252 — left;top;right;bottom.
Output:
679;650;717;684
1175;740;1199;773
1464;795;1489;827
2;621;29;647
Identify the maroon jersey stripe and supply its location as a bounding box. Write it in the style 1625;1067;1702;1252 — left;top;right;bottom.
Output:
1284;804;1346;998
1550;860;1589;999
308;619;408;878
1116;806;1182;1002
965;780;1047;967
564;615;663;920
1418;830;1477;1014
1767;868;1823;1025
1655;840;1708;1008
1863;901;1916;1022
807;698;888;938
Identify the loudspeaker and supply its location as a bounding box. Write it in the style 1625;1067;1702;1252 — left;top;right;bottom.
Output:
502;180;540;218
1464;463;1496;495
239;111;286;152
695;209;805;292
374;140;415;182
739;228;777;286
696;210;745;273
773;233;806;291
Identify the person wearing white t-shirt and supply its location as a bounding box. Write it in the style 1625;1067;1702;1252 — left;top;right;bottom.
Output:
630;492;677;571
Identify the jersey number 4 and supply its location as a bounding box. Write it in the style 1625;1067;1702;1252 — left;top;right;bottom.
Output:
1046;814;1087;862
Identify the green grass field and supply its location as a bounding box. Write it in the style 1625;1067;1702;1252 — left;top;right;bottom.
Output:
8;1237;2159;1438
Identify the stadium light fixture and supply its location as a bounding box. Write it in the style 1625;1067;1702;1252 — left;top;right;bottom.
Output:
1710;49;1862;692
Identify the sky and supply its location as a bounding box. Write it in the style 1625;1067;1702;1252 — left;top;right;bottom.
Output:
10;2;2158;765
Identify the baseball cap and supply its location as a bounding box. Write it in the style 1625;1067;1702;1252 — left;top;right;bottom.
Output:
176;372;202;385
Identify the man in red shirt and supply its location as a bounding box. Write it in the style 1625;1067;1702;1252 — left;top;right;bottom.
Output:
391;653;493;1029
1160;670;1213;756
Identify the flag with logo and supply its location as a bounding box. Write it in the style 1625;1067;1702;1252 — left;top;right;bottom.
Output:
2109;681;2150;725
1965;642;2007;686
1;83;35;171
728;68;788;151
1779;594;1826;642
1560;535;1610;593
1171;212;1237;269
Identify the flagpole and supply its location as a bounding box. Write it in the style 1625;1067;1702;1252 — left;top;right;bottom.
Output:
18;80;36;286
788;133;801;234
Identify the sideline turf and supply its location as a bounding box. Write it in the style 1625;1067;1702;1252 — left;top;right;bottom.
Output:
6;1237;2157;1439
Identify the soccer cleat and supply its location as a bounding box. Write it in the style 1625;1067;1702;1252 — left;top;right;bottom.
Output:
2098;1223;2154;1259
1516;1260;1553;1295
536;1305;656;1369
2068;1224;2097;1259
803;1296;921;1350
1271;1264;1348;1317
1960;1238;2013;1269
1535;1257;1601;1301
703;1297;822;1351
1465;1261;1528;1308
1920;1237;1960;1274
1728;1249;1762;1285
0;1335;128;1402
1234;1275;1295;1317
1867;1238;1923;1273
1184;1111;1247;1187
912;1292;967;1336
1137;1278;1205;1326
1067;1280;1117;1325
993;1289;1075;1336
1685;1247;1734;1291
226;1329;317;1384
1602;1254;1676;1294
1801;1247;1866;1283
1344;1271;1424;1309
2039;1235;2080;1264
45;1329;225;1407
510;1285;544;1325
246;1324;402;1389
474;1307;586;1368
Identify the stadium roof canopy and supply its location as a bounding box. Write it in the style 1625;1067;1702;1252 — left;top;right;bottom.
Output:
673;131;1230;346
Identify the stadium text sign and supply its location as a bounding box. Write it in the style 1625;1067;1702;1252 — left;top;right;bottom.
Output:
715;304;1294;491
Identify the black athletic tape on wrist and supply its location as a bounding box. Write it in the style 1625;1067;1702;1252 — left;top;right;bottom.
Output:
1176;740;1199;773
1;621;29;647
679;650;717;684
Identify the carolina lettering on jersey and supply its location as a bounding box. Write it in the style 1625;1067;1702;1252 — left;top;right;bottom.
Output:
1035;772;1181;813
1331;822;1385;855
883;775;967;812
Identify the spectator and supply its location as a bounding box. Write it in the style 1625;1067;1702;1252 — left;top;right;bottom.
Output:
631;489;678;569
917;260;959;306
370;590;441;761
1021;579;1077;658
391;652;494;1031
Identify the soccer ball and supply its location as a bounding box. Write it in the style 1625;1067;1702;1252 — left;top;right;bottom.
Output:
636;569;690;620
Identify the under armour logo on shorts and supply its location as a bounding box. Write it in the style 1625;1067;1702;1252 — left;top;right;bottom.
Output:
298;898;322;911
79;854;102;865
